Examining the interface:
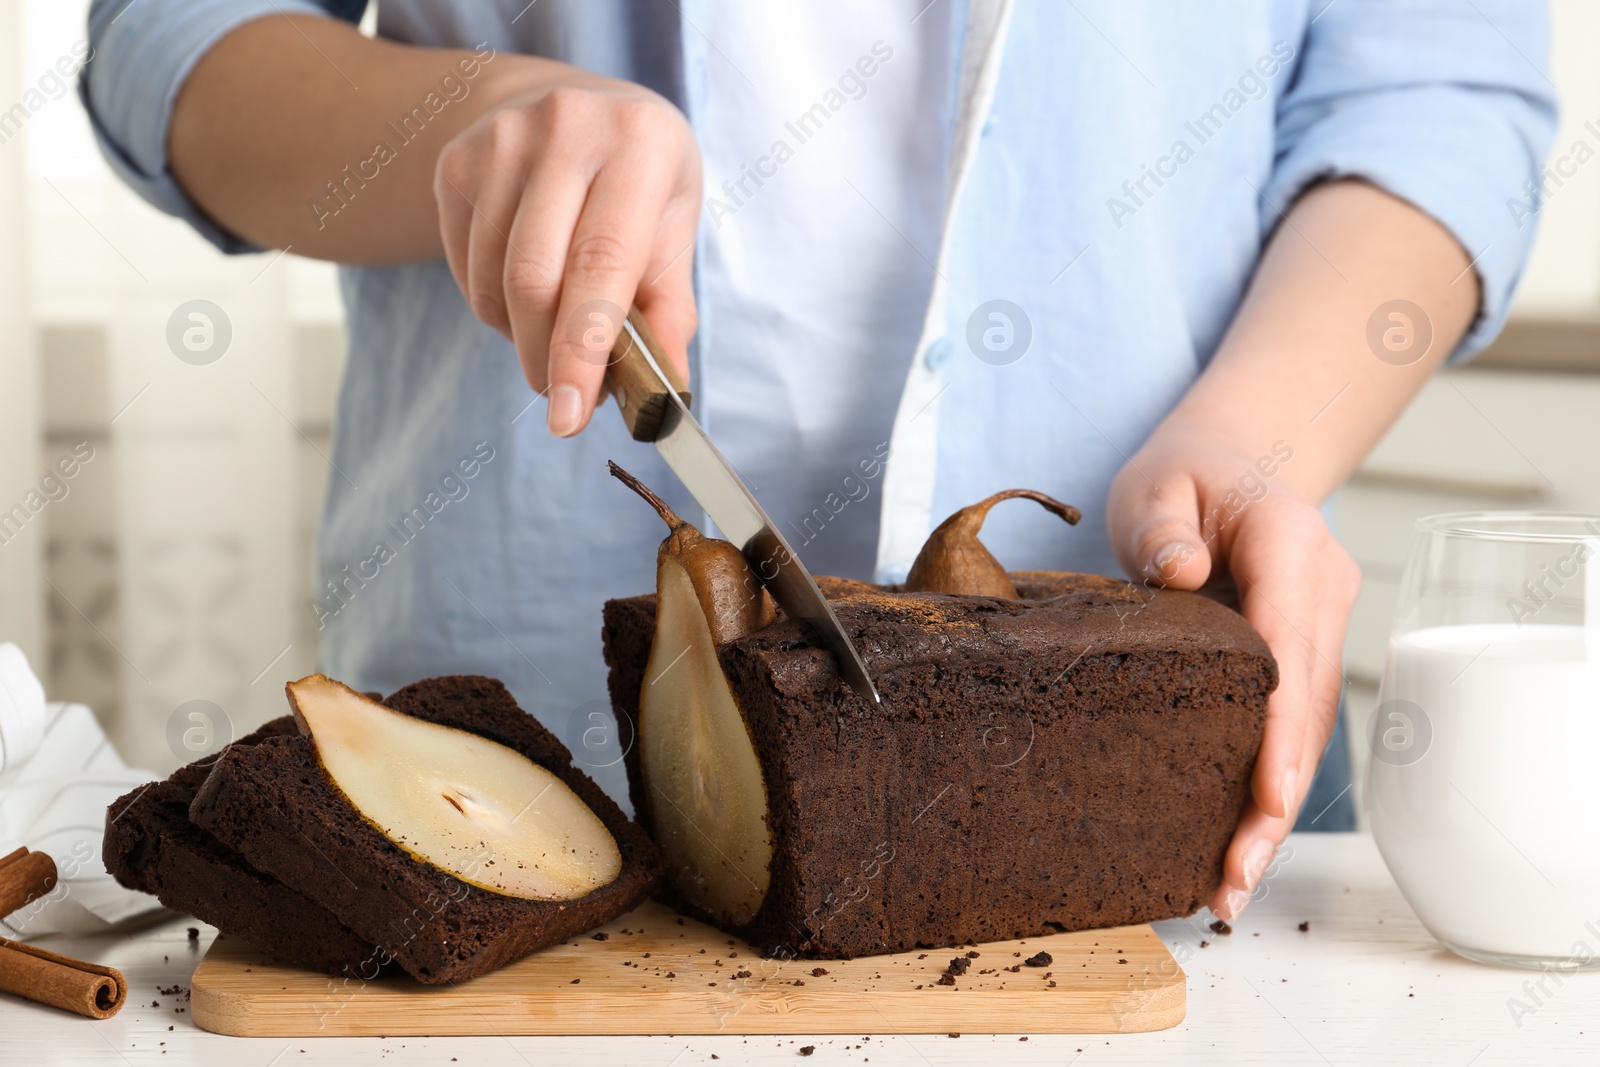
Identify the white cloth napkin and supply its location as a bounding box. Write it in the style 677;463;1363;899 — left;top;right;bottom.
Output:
0;643;166;938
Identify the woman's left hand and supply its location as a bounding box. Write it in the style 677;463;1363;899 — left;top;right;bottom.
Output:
1097;179;1483;919
1106;429;1362;920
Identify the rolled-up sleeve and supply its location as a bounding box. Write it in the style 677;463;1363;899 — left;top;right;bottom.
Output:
80;0;363;253
1265;0;1558;358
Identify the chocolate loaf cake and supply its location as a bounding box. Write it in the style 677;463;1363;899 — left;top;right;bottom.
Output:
104;718;381;976
189;675;663;984
602;571;1274;958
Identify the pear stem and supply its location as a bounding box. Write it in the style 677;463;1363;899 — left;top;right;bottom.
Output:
608;461;685;531
968;488;1082;529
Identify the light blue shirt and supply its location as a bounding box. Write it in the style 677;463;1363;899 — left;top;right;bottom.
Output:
83;0;1556;803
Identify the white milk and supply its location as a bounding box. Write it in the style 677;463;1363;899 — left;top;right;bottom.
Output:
1367;623;1600;963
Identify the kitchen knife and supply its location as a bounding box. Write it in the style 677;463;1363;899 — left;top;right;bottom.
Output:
604;306;880;704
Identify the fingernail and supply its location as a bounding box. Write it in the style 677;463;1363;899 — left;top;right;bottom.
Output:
1220;888;1250;921
1280;767;1298;820
1146;541;1195;581
547;385;584;437
1242;837;1276;891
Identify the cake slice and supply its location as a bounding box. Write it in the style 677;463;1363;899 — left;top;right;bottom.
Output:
104;718;383;976
188;675;663;984
602;570;1275;959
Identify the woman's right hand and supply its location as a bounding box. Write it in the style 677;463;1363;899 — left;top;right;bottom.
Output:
434;80;702;437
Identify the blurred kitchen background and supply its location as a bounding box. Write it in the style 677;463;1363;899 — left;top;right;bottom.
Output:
3;2;1598;823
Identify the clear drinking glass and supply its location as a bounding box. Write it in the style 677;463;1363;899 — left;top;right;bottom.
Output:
1367;512;1600;971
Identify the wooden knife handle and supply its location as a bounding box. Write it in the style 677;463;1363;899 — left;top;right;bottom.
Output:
606;307;692;442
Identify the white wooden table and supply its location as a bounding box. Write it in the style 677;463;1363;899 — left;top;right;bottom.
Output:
2;833;1595;1065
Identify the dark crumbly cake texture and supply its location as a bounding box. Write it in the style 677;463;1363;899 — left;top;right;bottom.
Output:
602;571;1276;959
104;718;382;976
187;675;663;984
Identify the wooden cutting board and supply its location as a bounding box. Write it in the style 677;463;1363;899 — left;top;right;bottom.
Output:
191;900;1183;1037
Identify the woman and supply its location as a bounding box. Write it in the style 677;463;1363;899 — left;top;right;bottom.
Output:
82;0;1555;921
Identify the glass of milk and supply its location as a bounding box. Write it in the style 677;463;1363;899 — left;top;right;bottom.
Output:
1367;512;1600;970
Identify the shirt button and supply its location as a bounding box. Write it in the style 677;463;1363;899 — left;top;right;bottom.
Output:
924;338;953;369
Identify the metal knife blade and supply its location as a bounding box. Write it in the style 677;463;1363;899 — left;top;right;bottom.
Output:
614;314;880;704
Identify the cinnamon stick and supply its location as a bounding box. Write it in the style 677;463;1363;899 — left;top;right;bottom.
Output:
0;847;58;919
0;848;126;1019
0;937;126;1019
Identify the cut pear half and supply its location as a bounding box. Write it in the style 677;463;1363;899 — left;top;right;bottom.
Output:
287;675;621;901
640;555;775;926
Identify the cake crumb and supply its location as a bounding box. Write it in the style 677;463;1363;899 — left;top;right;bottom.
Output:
811;967;829;977
917;953;928;960
946;957;971;977
1024;952;1052;967
965;950;980;958
665;972;676;978
936;974;956;986
570;979;580;984
1209;920;1232;936
948;1032;961;1038
799;1046;815;1056
187;928;199;943
1019;1037;1028;1042
1298;921;1311;932
591;932;609;941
